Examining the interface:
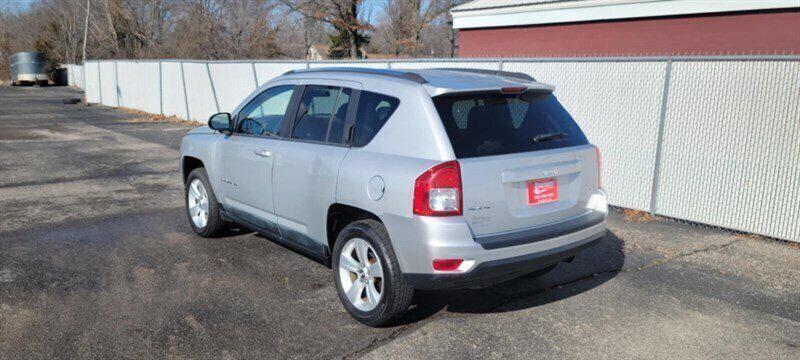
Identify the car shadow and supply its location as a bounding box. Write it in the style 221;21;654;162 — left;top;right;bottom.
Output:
204;223;256;238
209;221;625;325
397;231;626;325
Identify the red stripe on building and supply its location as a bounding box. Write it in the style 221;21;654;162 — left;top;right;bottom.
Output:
458;10;800;58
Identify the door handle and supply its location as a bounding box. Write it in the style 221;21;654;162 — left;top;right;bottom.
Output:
254;149;272;158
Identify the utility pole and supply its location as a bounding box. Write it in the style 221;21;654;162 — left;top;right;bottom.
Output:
81;0;90;64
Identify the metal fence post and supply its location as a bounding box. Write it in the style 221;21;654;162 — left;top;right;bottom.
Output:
498;58;504;71
81;62;86;90
97;62;103;105
206;62;220;113
114;60;120;107
386;60;392;69
180;61;190;120
251;61;259;88
306;59;310;69
158;61;163;115
649;58;673;216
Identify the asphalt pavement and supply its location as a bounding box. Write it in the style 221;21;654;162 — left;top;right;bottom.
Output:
1;86;798;359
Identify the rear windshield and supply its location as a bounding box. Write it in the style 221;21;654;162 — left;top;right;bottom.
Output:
433;92;588;158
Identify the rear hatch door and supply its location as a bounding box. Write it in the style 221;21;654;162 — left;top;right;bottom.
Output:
432;91;598;237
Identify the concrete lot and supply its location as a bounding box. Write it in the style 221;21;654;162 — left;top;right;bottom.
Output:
1;86;798;359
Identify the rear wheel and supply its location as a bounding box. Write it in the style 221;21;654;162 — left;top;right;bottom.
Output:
332;220;413;326
185;168;224;237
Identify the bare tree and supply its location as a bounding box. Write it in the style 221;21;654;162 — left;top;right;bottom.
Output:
0;0;462;80
170;0;283;60
371;0;463;57
422;0;465;57
280;0;372;59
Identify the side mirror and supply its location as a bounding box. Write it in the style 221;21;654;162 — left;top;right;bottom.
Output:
208;112;232;133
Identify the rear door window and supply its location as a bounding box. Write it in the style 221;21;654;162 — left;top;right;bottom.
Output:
433;92;588;158
351;91;400;147
292;85;351;143
326;88;351;144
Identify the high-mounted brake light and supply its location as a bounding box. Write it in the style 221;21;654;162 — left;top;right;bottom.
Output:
594;145;602;189
501;86;527;94
413;161;462;216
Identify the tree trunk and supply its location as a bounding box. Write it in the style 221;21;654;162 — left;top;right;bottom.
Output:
350;30;358;59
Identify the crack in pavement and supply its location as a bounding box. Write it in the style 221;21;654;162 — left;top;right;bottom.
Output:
632;237;744;271
341;323;419;360
345;237;746;359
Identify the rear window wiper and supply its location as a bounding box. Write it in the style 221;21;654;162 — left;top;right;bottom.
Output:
533;132;567;143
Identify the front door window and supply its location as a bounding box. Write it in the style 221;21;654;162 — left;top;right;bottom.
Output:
237;85;295;137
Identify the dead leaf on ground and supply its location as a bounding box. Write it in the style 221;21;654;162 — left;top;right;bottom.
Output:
619;208;656;222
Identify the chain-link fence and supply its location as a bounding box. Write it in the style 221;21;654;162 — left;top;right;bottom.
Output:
64;56;800;242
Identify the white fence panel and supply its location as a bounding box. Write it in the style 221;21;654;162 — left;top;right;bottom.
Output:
254;62;306;86
161;62;187;119
84;62;100;103
505;61;666;211
390;60;499;70
63;64;84;88
98;62;118;107
209;62;259;113
656;60;800;242
117;61;160;114
182;62;218;122
73;65;84;88
310;61;389;69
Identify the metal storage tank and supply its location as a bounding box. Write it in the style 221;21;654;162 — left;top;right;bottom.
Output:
10;52;48;85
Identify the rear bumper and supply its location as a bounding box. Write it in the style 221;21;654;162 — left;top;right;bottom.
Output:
474;210;605;250
404;230;603;290
383;189;608;290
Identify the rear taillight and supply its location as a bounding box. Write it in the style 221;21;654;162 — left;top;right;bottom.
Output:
413;161;462;216
594;145;602;189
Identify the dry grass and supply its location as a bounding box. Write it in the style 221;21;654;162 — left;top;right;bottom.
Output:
117;107;150;116
120;110;198;127
619;208;656;222
116;107;198;126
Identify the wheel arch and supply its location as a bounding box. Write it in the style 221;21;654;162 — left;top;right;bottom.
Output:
182;156;205;183
326;204;382;259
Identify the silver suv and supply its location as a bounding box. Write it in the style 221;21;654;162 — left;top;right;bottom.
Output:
179;68;607;326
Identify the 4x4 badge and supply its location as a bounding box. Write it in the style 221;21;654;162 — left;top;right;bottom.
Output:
221;178;238;187
468;205;491;211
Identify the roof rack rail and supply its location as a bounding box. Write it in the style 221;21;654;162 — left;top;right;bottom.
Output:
431;68;536;82
282;67;428;84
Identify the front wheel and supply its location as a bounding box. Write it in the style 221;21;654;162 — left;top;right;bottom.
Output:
332;220;413;327
185;168;224;237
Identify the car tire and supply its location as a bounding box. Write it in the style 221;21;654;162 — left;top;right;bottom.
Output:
332;219;413;327
185;167;225;237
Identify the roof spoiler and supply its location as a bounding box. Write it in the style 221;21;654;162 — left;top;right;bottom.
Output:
431;68;536;82
430;83;555;97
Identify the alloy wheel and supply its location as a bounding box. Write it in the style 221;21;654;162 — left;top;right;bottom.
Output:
338;237;384;311
187;178;209;228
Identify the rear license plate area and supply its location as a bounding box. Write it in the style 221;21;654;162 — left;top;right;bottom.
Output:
527;178;558;205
